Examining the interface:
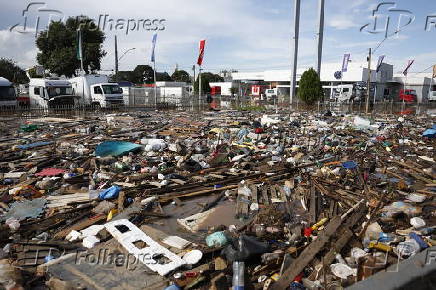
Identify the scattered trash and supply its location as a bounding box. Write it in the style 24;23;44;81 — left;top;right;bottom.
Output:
0;111;434;289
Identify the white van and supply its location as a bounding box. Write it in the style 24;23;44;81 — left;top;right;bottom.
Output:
0;77;17;107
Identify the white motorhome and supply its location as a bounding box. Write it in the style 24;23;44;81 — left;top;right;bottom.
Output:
69;75;124;108
265;88;278;100
0;77;17;107
333;84;354;103
29;78;77;107
429;90;436;102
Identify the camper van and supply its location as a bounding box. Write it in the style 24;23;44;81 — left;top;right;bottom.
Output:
69;75;124;108
29;78;77;107
0;77;17;107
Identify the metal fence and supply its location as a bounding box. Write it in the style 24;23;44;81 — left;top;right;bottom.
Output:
0;97;435;119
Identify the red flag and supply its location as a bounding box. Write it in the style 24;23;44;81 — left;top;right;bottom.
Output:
197;39;206;66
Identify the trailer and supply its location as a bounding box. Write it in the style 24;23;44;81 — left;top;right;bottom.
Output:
29;78;78;107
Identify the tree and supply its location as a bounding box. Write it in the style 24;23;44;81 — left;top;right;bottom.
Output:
297;68;323;105
171;70;191;83
0;58;29;84
156;72;173;82
194;72;224;94
36;16;106;77
132;65;155;84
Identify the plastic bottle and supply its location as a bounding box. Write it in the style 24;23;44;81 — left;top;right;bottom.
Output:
232;261;245;290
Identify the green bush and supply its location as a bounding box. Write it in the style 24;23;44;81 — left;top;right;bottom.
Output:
297;68;323;105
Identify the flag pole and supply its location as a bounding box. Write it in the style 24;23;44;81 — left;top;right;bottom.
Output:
154;60;157;108
198;65;202;110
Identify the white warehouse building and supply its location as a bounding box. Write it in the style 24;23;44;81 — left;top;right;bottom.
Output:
232;62;435;103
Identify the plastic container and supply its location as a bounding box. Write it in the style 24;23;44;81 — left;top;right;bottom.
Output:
232;261;245;290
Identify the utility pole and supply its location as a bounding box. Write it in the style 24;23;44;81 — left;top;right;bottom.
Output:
290;0;301;108
315;0;325;76
114;35;119;75
366;48;371;114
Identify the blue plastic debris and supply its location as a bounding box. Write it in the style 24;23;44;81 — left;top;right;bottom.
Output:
422;125;436;138
18;141;53;150
409;232;429;250
98;185;121;200
342;161;358;169
95;141;142;157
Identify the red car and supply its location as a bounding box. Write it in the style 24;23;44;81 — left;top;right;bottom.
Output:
399;89;417;103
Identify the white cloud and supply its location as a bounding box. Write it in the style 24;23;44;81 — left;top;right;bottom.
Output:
328;16;360;30
0;27;37;67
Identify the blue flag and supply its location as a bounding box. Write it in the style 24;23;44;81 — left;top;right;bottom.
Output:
151;33;157;62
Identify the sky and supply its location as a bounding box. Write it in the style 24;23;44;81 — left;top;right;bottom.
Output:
1;0;436;76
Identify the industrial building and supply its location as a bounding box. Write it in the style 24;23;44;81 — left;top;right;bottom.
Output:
230;62;435;103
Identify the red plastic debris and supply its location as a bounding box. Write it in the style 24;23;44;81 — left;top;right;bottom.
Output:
255;128;264;134
36;168;66;177
303;227;313;237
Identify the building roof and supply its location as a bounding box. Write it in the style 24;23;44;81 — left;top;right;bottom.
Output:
232;62;393;83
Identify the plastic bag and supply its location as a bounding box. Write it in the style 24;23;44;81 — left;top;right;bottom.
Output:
206;231;228;247
222;235;270;262
98;185;121;200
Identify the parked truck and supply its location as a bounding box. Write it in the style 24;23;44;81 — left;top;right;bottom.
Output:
399;89;417;103
0;77;17;108
69;75;124;108
29;78;78;107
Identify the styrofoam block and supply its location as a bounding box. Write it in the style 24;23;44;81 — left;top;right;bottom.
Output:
105;219;186;276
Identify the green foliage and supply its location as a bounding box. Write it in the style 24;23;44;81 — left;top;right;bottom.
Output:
297;68;323;105
156;72;173;82
194;72;224;94
0;58;29;84
36;16;106;77
171;70;191;83
132;65;155;84
113;66;173;84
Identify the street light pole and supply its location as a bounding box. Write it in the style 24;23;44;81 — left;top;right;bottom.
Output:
366;48;371;114
118;48;136;62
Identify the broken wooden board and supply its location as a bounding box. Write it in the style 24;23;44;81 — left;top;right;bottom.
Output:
271;215;343;290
